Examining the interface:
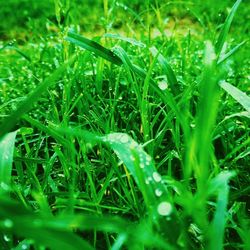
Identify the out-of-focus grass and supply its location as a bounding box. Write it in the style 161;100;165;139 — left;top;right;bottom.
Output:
0;0;249;249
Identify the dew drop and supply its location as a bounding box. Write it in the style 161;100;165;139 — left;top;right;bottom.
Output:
152;172;162;182
146;176;152;184
155;188;163;197
0;182;10;191
157;202;172;216
146;155;151;162
120;134;129;143
130;156;135;161
22;244;28;250
3;234;11;242
158;81;168;90
139;163;145;169
3;219;13;228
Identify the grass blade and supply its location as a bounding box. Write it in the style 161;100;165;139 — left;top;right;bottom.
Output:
150;46;179;95
215;0;242;56
217;40;247;64
0;131;17;186
220;81;250;113
208;171;236;250
66;31;122;66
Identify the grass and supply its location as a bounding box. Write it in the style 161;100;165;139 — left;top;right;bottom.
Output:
0;0;249;249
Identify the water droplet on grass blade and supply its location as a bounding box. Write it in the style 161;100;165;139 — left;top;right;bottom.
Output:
158;80;168;90
152;172;162;182
157;202;172;216
3;234;11;242
120;134;129;143
155;188;163;197
21;244;28;249
3;219;13;228
139;162;145;168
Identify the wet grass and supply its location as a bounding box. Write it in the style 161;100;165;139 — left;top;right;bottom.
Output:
0;0;249;249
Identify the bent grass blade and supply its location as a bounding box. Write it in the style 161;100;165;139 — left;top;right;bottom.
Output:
215;0;242;56
0;131;17;187
149;46;179;96
219;81;250;113
66;31;122;66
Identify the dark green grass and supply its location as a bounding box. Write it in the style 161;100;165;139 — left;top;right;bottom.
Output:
0;0;249;249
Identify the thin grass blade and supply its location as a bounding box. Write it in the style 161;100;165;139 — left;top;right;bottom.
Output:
66;31;122;65
0;131;17;187
215;0;242;56
150;46;179;95
219;81;250;113
217;40;246;64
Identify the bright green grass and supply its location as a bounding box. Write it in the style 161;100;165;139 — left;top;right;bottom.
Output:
0;0;249;249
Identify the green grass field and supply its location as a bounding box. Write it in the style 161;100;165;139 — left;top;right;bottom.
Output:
0;0;249;249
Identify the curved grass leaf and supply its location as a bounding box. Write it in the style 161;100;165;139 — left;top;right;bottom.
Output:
215;0;242;56
0;131;17;187
100;133;181;245
66;31;122;66
219;81;250;113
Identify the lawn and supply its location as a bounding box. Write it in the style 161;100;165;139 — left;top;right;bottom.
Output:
0;0;249;249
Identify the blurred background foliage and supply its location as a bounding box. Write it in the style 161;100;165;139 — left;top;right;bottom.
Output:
1;0;249;41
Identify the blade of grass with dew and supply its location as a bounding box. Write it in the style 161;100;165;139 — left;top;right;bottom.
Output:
215;0;242;56
1;44;31;62
100;133;181;246
217;40;247;64
66;31;122;66
207;171;236;250
0;56;75;138
150;46;179;96
219;81;250;113
55;127;181;247
0;131;17;187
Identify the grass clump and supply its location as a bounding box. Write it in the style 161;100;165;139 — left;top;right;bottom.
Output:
0;0;249;249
